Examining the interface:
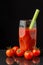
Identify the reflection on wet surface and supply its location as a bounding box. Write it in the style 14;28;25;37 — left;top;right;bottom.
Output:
6;56;40;65
6;57;14;65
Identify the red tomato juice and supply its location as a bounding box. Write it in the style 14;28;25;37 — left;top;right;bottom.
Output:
19;27;36;51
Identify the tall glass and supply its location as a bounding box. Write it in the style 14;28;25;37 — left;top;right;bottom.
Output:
19;20;37;51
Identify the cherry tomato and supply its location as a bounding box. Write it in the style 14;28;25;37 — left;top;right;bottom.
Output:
6;49;14;57
32;48;40;57
24;51;33;60
12;46;19;55
16;48;24;57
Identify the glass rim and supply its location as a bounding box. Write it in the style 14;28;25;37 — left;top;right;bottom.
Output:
19;19;36;28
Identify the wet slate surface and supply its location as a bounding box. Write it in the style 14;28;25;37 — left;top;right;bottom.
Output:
0;50;43;65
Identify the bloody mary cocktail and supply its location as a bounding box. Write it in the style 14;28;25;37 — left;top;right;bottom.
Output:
19;20;37;51
19;9;40;51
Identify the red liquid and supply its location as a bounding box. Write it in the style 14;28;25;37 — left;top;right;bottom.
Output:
19;27;36;51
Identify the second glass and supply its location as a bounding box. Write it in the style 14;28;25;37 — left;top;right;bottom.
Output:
19;20;37;51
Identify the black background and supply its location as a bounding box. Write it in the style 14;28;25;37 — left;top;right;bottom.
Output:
0;0;43;55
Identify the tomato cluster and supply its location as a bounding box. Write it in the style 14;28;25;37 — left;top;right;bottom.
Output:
6;46;40;60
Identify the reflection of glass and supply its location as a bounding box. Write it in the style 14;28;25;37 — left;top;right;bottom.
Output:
19;20;37;51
